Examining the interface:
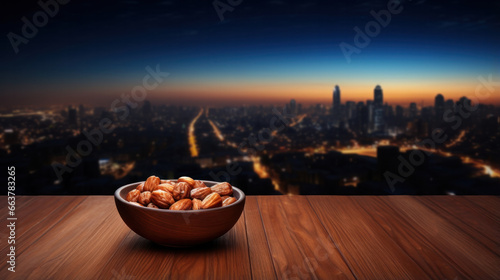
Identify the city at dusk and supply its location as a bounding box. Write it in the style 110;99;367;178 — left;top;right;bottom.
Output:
1;0;499;107
1;0;499;196
0;1;499;279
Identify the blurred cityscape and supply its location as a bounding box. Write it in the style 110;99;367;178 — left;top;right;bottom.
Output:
1;85;499;195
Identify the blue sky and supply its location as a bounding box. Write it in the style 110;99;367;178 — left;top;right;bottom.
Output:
1;0;499;106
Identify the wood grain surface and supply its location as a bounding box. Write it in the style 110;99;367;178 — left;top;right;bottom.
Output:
0;196;499;279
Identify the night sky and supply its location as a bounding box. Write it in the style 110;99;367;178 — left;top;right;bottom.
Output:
1;0;499;107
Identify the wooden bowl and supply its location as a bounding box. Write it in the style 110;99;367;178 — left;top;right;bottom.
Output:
114;180;245;247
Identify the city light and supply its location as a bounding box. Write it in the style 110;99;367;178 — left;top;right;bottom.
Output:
208;120;224;141
1;91;499;196
484;166;499;178
188;108;204;157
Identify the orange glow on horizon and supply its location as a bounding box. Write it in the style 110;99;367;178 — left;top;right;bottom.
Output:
155;79;500;106
5;79;500;107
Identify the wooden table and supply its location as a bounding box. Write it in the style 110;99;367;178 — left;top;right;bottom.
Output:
1;196;499;279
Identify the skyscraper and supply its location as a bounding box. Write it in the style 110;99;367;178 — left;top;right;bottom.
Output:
68;106;77;127
346;101;356;120
435;94;445;121
374;85;383;107
457;96;472;110
445;99;454;112
367;100;374;122
290;99;297;115
374;107;385;132
332;85;341;124
372;85;385;133
396;105;404;119
409;102;418;119
356;101;369;134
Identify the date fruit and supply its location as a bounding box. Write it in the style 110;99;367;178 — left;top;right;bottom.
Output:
126;189;141;202
144;175;161;192
138;191;152;205
173;182;192;200
222;197;237;206
127;176;239;211
147;203;159;209
201;193;222;209
192;198;202;210
151;190;175;209
211;182;233;196
156;183;175;194
136;183;145;192
190;187;212;200
192;180;207;189
177;176;195;187
169;199;193;210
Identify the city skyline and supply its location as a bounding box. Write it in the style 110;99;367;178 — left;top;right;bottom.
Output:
2;81;499;109
1;0;499;107
2;95;498;196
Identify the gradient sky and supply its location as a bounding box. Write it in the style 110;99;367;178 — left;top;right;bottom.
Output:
1;0;499;107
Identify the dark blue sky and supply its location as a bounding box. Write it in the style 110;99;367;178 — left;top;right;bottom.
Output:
1;0;499;106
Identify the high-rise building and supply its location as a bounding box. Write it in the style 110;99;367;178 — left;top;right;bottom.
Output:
384;104;394;119
332;85;342;125
373;107;385;132
372;85;385;133
435;94;445;121
421;106;433;120
409;102;418;119
395;105;404;119
332;85;341;124
445;99;454;112
333;85;341;108
346;101;356;120
374;85;383;107
366;100;374;123
356;102;369;134
68;106;77;127
457;96;472;110
290;99;297;115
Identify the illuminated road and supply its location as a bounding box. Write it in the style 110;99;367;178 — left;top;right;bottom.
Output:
338;145;500;178
446;130;466;148
206;112;238;148
205;112;283;192
252;157;269;178
484;165;498;177
290;114;307;127
272;113;307;137
340;148;378;157
188;108;204;157
208;120;224;141
252;156;282;191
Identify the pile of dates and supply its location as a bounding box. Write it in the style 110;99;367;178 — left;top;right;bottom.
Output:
126;176;236;210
